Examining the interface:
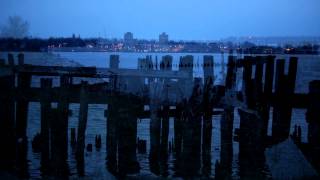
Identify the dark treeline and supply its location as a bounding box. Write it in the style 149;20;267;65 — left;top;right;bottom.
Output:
0;37;96;52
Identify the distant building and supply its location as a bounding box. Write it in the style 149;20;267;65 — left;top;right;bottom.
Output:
124;32;134;45
159;32;169;44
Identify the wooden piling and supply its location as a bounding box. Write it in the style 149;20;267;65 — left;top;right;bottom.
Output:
8;53;14;66
261;56;275;137
110;55;120;69
117;96;140;175
74;80;89;176
0;75;16;170
202;55;214;176
16;72;31;139
50;107;69;176
18;53;24;66
203;55;214;80
40;78;52;174
306;80;320;146
242;56;254;108
272;58;297;142
220;108;234;179
105;101;118;174
238;109;265;179
76;81;88;172
306;80;320;170
58;75;71;161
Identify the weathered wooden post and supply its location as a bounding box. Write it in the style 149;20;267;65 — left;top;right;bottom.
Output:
110;55;119;69
149;81;162;175
105;100;118;174
16;71;31;139
272;57;297;142
40;78;52;174
220;56;237;178
174;55;194;153
0;74;16;170
18;53;24;66
106;56;120;174
70;128;76;147
15;54;31;178
8;53;14;66
76;81;88;176
306;80;320;169
238;109;265;179
261;56;275;138
242;56;254;108
117;96;140;175
202;55;214;176
58;75;71;161
159;55;173;177
160;56;172;151
237;56;271;179
50;107;69;176
179;78;202;177
0;59;5;66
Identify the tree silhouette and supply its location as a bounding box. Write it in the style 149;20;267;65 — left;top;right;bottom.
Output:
1;16;29;38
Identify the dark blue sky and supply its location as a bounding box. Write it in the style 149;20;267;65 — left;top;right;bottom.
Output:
1;0;320;40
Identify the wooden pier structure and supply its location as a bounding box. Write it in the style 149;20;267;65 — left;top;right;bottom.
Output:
0;53;319;178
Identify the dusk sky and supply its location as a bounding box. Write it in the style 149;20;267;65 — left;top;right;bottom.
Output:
1;0;320;40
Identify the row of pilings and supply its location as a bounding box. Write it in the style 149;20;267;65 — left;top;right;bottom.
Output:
0;53;320;179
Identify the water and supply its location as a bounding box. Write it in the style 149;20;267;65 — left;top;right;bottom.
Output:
1;52;320;179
